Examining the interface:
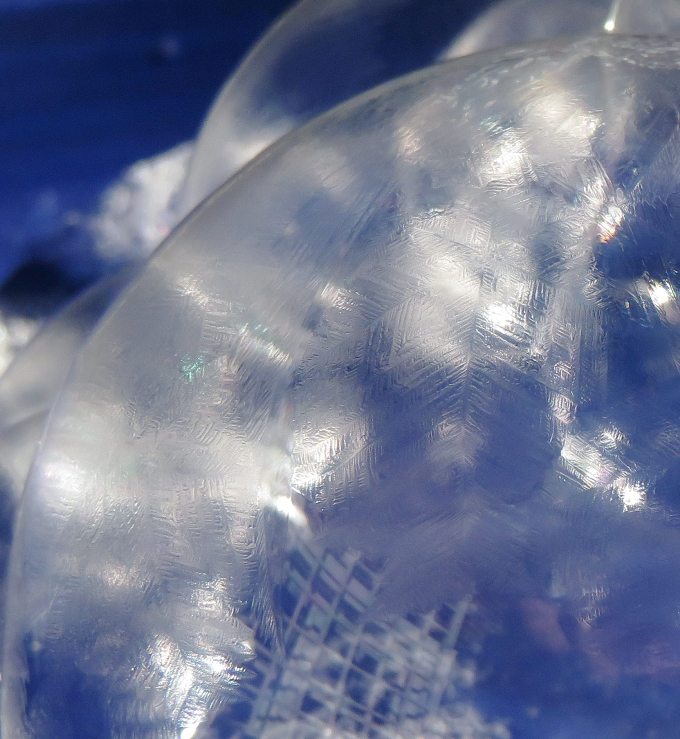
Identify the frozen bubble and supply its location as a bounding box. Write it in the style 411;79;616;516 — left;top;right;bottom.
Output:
0;271;131;608
182;0;676;212
6;35;680;737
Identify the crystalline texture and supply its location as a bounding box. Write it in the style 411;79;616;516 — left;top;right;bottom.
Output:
6;36;680;737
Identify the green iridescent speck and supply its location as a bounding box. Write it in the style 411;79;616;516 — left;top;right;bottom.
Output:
180;355;205;382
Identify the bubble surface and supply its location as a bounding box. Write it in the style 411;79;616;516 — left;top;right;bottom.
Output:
6;36;680;737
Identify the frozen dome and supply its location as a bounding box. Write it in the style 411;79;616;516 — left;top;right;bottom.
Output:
182;0;676;212
6;35;680;737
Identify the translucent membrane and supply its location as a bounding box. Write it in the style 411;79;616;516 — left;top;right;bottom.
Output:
6;36;680;737
183;0;676;212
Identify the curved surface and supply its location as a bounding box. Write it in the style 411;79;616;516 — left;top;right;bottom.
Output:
5;36;680;737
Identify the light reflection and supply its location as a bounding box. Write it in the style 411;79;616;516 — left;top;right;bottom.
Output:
633;277;680;326
201;654;229;676
268;493;308;528
145;633;221;733
176;275;212;309
561;426;649;513
612;476;647;510
598;202;625;243
598;425;627;450
604;0;624;32
522;88;599;158
40;457;89;503
560;433;616;488
649;280;675;310
548;391;575;426
259;447;308;530
239;321;291;365
179;723;200;739
396;123;424;159
485;302;516;334
100;563;134;591
191;578;228;613
579;583;610;627
474;130;529;186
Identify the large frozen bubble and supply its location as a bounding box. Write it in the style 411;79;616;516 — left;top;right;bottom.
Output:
182;0;676;212
6;35;680;737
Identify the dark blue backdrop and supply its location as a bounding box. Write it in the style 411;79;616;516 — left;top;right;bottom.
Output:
0;0;293;312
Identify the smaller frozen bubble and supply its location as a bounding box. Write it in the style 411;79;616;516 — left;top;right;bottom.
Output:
0;270;130;685
182;0;677;213
447;0;611;58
